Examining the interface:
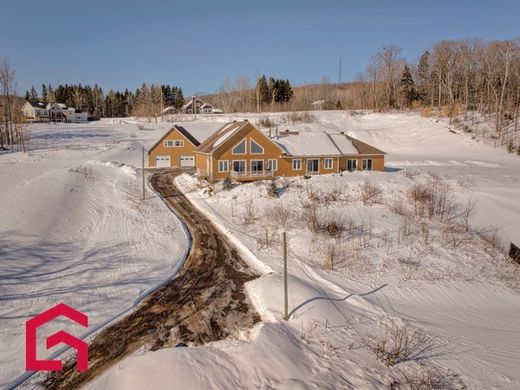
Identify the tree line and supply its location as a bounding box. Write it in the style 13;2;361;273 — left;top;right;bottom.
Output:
351;39;520;146
24;83;184;118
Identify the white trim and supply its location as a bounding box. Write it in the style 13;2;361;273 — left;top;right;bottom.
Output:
347;159;358;172
231;139;247;155
218;159;229;173
306;158;320;173
267;159;278;172
292;158;302;171
250;138;264;154
324;158;333;169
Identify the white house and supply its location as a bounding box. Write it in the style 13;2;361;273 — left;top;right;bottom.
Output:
22;101;49;121
47;103;88;123
181;97;221;114
22;101;88;123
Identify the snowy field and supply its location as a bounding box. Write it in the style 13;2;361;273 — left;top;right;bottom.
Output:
96;111;520;389
2;111;520;389
0;120;196;387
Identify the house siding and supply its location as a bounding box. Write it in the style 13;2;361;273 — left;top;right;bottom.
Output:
148;129;198;168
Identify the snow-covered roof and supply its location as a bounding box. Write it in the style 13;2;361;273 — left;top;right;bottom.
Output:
274;131;384;156
27;101;46;108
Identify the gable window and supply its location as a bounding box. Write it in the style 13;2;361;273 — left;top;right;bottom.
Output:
250;139;264;154
292;159;302;170
164;140;183;147
218;160;229;172
232;139;246;155
267;159;278;172
324;158;333;169
307;159;319;173
362;159;373;171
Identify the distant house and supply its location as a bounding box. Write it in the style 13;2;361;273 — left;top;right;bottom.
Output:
181;97;221;114
22;101;88;123
311;100;335;110
147;125;200;168
47;103;88;123
22;101;49;121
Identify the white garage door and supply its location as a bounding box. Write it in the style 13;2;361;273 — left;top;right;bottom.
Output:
155;155;171;168
180;155;195;167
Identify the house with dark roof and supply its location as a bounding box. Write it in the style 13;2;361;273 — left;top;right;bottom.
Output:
181;97;220;114
147;125;200;168
22;101;88;123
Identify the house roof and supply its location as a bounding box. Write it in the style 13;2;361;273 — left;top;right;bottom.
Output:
274;131;385;157
181;97;205;110
344;134;386;155
196;121;249;154
148;125;200;154
27;101;46;108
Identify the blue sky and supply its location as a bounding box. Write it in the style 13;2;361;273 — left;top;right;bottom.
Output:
1;0;518;95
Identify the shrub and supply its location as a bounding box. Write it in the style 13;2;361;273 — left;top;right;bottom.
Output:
367;319;434;367
390;364;465;390
507;140;514;153
257;116;275;128
358;179;382;205
267;178;279;198
265;205;291;226
222;176;232;190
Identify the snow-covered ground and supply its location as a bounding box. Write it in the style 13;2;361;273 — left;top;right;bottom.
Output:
2;112;520;389
0;121;197;387
95;111;520;389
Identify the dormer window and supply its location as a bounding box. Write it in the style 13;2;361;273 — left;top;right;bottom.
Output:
250;139;264;154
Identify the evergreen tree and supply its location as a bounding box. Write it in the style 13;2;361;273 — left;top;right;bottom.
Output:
30;86;38;101
256;75;269;103
42;84;48;103
417;50;431;104
399;65;418;107
25;90;31;101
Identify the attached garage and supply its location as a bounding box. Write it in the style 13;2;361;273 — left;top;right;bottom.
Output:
180;155;195;167
147;126;201;168
155;155;171;167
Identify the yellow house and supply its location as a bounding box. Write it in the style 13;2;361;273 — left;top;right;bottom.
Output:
148;125;200;168
193;120;385;181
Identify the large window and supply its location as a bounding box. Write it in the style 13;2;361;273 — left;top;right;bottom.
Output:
347;159;357;172
362;159;373;171
267;159;278;172
250;139;264;154
251;160;264;173
307;159;319;173
232;139;246;154
218;160;229;172
324;158;333;170
292;159;302;170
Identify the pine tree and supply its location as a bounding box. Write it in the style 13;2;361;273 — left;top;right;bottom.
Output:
399;65;418;108
256;75;269;103
42;84;48;103
25;90;31;101
30;86;38;101
417;50;431;104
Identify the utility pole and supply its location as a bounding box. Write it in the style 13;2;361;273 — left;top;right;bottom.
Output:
283;231;288;320
142;146;145;200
